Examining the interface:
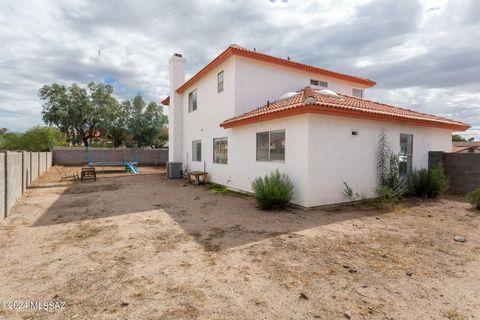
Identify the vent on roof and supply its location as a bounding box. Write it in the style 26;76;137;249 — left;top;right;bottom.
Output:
316;89;341;98
280;92;298;99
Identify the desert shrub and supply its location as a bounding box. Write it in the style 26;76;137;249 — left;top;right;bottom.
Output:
383;153;405;194
342;182;354;201
467;187;480;210
377;185;402;203
428;165;449;197
407;165;449;198
375;131;406;202
252;170;294;210
342;182;360;201
407;168;430;197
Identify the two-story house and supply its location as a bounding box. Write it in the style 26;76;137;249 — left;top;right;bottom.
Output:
163;44;469;207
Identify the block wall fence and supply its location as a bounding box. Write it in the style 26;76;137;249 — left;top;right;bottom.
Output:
52;147;168;166
0;151;52;223
428;151;480;193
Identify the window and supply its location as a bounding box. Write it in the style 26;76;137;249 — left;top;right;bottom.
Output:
256;130;285;162
192;140;201;161
352;88;363;98
310;79;328;87
188;89;197;112
399;134;413;176
213;137;228;164
217;71;224;93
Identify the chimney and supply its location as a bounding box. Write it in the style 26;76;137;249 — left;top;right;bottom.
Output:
303;86;316;105
168;53;186;163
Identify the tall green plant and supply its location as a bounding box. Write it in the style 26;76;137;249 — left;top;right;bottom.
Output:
252;170;294;210
467;187;480;210
407;165;449;198
376;130;405;201
376;129;391;186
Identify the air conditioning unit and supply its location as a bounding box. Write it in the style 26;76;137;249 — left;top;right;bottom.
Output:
166;162;182;179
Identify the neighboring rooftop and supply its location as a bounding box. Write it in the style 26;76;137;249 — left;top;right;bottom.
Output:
220;86;470;131
174;44;376;94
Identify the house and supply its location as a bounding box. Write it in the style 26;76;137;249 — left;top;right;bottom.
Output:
452;142;480;153
163;44;470;207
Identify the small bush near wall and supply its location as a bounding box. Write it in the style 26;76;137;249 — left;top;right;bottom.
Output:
407;165;449;198
252;170;294;210
467;188;480;210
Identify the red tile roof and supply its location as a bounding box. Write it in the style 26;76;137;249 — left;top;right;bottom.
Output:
161;96;170;105
176;44;376;94
220;87;470;131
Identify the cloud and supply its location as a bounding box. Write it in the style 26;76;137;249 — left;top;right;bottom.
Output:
0;0;479;136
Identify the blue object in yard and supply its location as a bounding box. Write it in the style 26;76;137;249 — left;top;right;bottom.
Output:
126;163;138;174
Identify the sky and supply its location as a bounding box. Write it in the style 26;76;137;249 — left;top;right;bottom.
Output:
0;0;479;138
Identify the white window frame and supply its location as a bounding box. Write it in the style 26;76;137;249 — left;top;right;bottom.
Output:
188;89;197;112
352;88;364;98
213;137;228;164
217;71;224;93
256;129;285;162
399;134;413;176
310;79;328;87
192;140;202;162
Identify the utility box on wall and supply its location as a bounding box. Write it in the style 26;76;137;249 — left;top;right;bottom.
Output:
166;162;183;179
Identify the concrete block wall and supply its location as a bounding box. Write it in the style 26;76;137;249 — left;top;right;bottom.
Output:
52;147;168;166
47;152;52;170
39;152;47;175
22;151;31;193
31;152;39;181
429;151;480;193
5;152;23;215
0;153;5;223
1;151;52;222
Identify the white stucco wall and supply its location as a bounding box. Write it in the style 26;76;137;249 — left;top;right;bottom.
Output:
234;56;369;116
168;55;186;162
182;56;236;172
171;53;453;207
306;114;452;207
221;115;310;206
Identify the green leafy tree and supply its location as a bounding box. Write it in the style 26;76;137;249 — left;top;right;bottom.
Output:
39;82;118;147
126;95;168;147
0;126;66;151
452;134;466;142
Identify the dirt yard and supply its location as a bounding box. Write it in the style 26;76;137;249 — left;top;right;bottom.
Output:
0;166;479;319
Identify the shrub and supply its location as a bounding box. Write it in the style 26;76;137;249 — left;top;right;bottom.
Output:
467;187;480;210
377;185;402;203
342;182;354;201
252;170;294;210
375;131;406;202
428;165;449;197
407;165;449;198
0;126;66;151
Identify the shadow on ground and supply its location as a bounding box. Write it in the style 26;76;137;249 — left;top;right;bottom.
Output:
32;166;400;251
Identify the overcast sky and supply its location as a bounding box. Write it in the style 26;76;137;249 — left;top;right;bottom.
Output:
1;0;479;138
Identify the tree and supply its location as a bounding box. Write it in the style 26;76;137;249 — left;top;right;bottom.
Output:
126;95;168;147
452;134;466;142
0;126;66;151
39;82;118;147
39;82;168;148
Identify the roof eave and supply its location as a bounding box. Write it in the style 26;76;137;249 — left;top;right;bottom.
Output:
220;105;470;131
176;46;376;94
